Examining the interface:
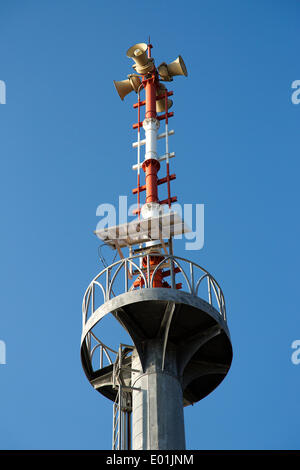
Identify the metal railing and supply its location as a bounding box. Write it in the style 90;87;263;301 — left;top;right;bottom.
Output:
82;253;227;371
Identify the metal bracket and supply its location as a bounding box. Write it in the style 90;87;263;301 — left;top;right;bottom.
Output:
157;302;176;371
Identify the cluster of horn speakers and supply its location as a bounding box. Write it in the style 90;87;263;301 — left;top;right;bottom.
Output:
113;42;188;112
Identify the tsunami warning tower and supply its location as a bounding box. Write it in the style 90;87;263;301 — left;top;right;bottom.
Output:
80;41;233;450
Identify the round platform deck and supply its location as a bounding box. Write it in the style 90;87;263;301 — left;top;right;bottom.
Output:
81;287;232;406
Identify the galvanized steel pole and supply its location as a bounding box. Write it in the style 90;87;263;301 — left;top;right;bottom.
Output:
131;340;186;450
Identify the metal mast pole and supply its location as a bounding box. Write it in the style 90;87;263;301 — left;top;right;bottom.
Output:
130;44;185;451
131;340;186;450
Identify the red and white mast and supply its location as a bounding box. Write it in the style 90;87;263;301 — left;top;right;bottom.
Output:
131;44;181;215
110;41;188;287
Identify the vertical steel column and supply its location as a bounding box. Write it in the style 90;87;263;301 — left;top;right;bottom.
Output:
131;340;186;450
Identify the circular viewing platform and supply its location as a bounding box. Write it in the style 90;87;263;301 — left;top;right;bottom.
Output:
81;254;232;407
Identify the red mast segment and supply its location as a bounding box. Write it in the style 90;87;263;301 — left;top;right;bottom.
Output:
144;76;156;119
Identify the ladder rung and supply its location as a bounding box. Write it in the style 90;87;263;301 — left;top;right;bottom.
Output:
133;91;173;108
132;130;174;148
133;112;173;129
132;174;176;194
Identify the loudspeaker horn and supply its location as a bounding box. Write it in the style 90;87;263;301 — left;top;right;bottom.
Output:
156;97;173;113
113;75;141;101
156;84;173;113
158;55;188;81
126;42;154;74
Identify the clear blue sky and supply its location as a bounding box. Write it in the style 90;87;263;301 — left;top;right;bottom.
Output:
0;0;299;450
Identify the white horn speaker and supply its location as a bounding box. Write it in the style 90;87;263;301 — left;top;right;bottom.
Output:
113;75;141;101
158;55;188;81
156;97;173;113
156;84;173;113
126;42;154;74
